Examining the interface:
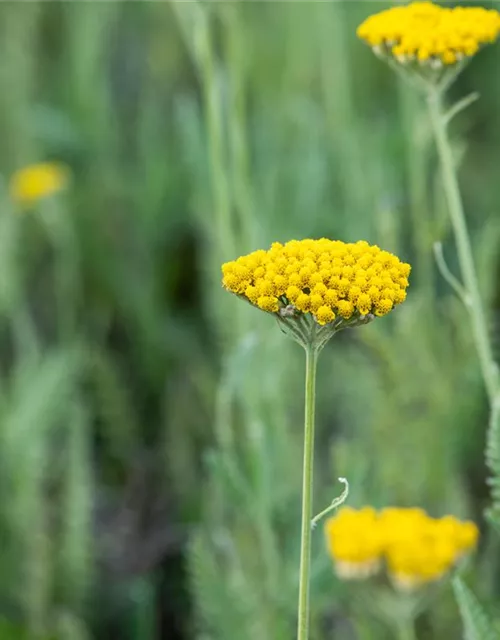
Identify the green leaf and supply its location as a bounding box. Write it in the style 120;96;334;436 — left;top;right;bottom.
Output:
452;577;497;640
485;398;500;531
188;530;252;640
58;401;94;611
0;617;28;640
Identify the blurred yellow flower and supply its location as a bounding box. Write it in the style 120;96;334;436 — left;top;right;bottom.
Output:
325;506;479;590
221;239;410;327
324;507;384;580
9;162;70;207
357;2;500;68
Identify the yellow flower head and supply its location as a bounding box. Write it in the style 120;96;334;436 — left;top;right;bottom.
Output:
382;510;479;591
357;2;500;76
325;506;479;590
324;507;384;580
9;162;70;207
222;239;410;329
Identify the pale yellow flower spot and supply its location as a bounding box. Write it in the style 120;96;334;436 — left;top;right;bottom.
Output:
10;162;70;207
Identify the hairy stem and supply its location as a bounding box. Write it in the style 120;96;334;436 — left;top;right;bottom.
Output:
297;344;318;640
426;89;498;404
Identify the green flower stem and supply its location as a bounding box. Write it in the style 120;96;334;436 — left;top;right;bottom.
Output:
297;343;319;640
396;620;417;640
426;89;498;405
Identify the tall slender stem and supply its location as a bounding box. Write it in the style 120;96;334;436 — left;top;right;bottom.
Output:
426;89;498;404
297;344;318;640
396;619;417;640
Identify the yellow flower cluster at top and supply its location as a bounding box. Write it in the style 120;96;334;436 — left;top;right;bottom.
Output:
325;506;478;591
357;2;500;66
222;239;410;326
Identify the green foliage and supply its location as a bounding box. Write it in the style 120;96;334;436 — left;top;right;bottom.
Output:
452;577;497;640
0;0;499;638
485;398;500;530
188;531;257;640
176;1;499;638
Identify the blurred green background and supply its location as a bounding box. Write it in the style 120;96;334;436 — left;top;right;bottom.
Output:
0;1;499;638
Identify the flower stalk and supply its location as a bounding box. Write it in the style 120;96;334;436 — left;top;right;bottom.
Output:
296;342;318;640
396;619;417;640
426;87;499;405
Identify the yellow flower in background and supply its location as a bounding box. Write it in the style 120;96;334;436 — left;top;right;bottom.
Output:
222;239;410;328
357;2;500;69
9;162;70;207
380;509;476;591
324;507;384;580
325;506;479;590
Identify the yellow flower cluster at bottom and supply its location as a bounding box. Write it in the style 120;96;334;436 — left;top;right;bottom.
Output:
325;506;478;591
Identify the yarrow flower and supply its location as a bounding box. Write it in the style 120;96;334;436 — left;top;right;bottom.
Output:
222;239;410;347
222;241;410;637
9;162;70;207
357;2;500;88
324;507;384;580
325;506;479;591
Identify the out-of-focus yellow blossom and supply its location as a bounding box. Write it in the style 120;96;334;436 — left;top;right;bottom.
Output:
9;162;70;207
325;506;479;590
324;507;384;580
357;2;500;67
379;508;478;591
221;239;410;326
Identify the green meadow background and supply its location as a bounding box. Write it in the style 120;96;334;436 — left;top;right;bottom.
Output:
0;1;499;638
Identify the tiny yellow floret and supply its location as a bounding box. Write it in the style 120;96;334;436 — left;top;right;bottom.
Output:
257;296;279;313
286;285;301;302
295;293;311;312
10;162;70;207
310;293;324;313
316;306;335;325
337;300;354;319
374;298;393;317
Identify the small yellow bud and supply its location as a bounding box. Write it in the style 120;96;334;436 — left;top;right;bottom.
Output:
374;298;393;317
337;300;354;319
295;293;311;312
257;296;279;313
310;294;324;312
286;285;301;302
316;306;335;325
356;294;372;316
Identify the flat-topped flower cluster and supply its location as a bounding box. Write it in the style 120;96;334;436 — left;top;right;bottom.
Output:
222;239;410;326
325;506;479;591
357;2;500;67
